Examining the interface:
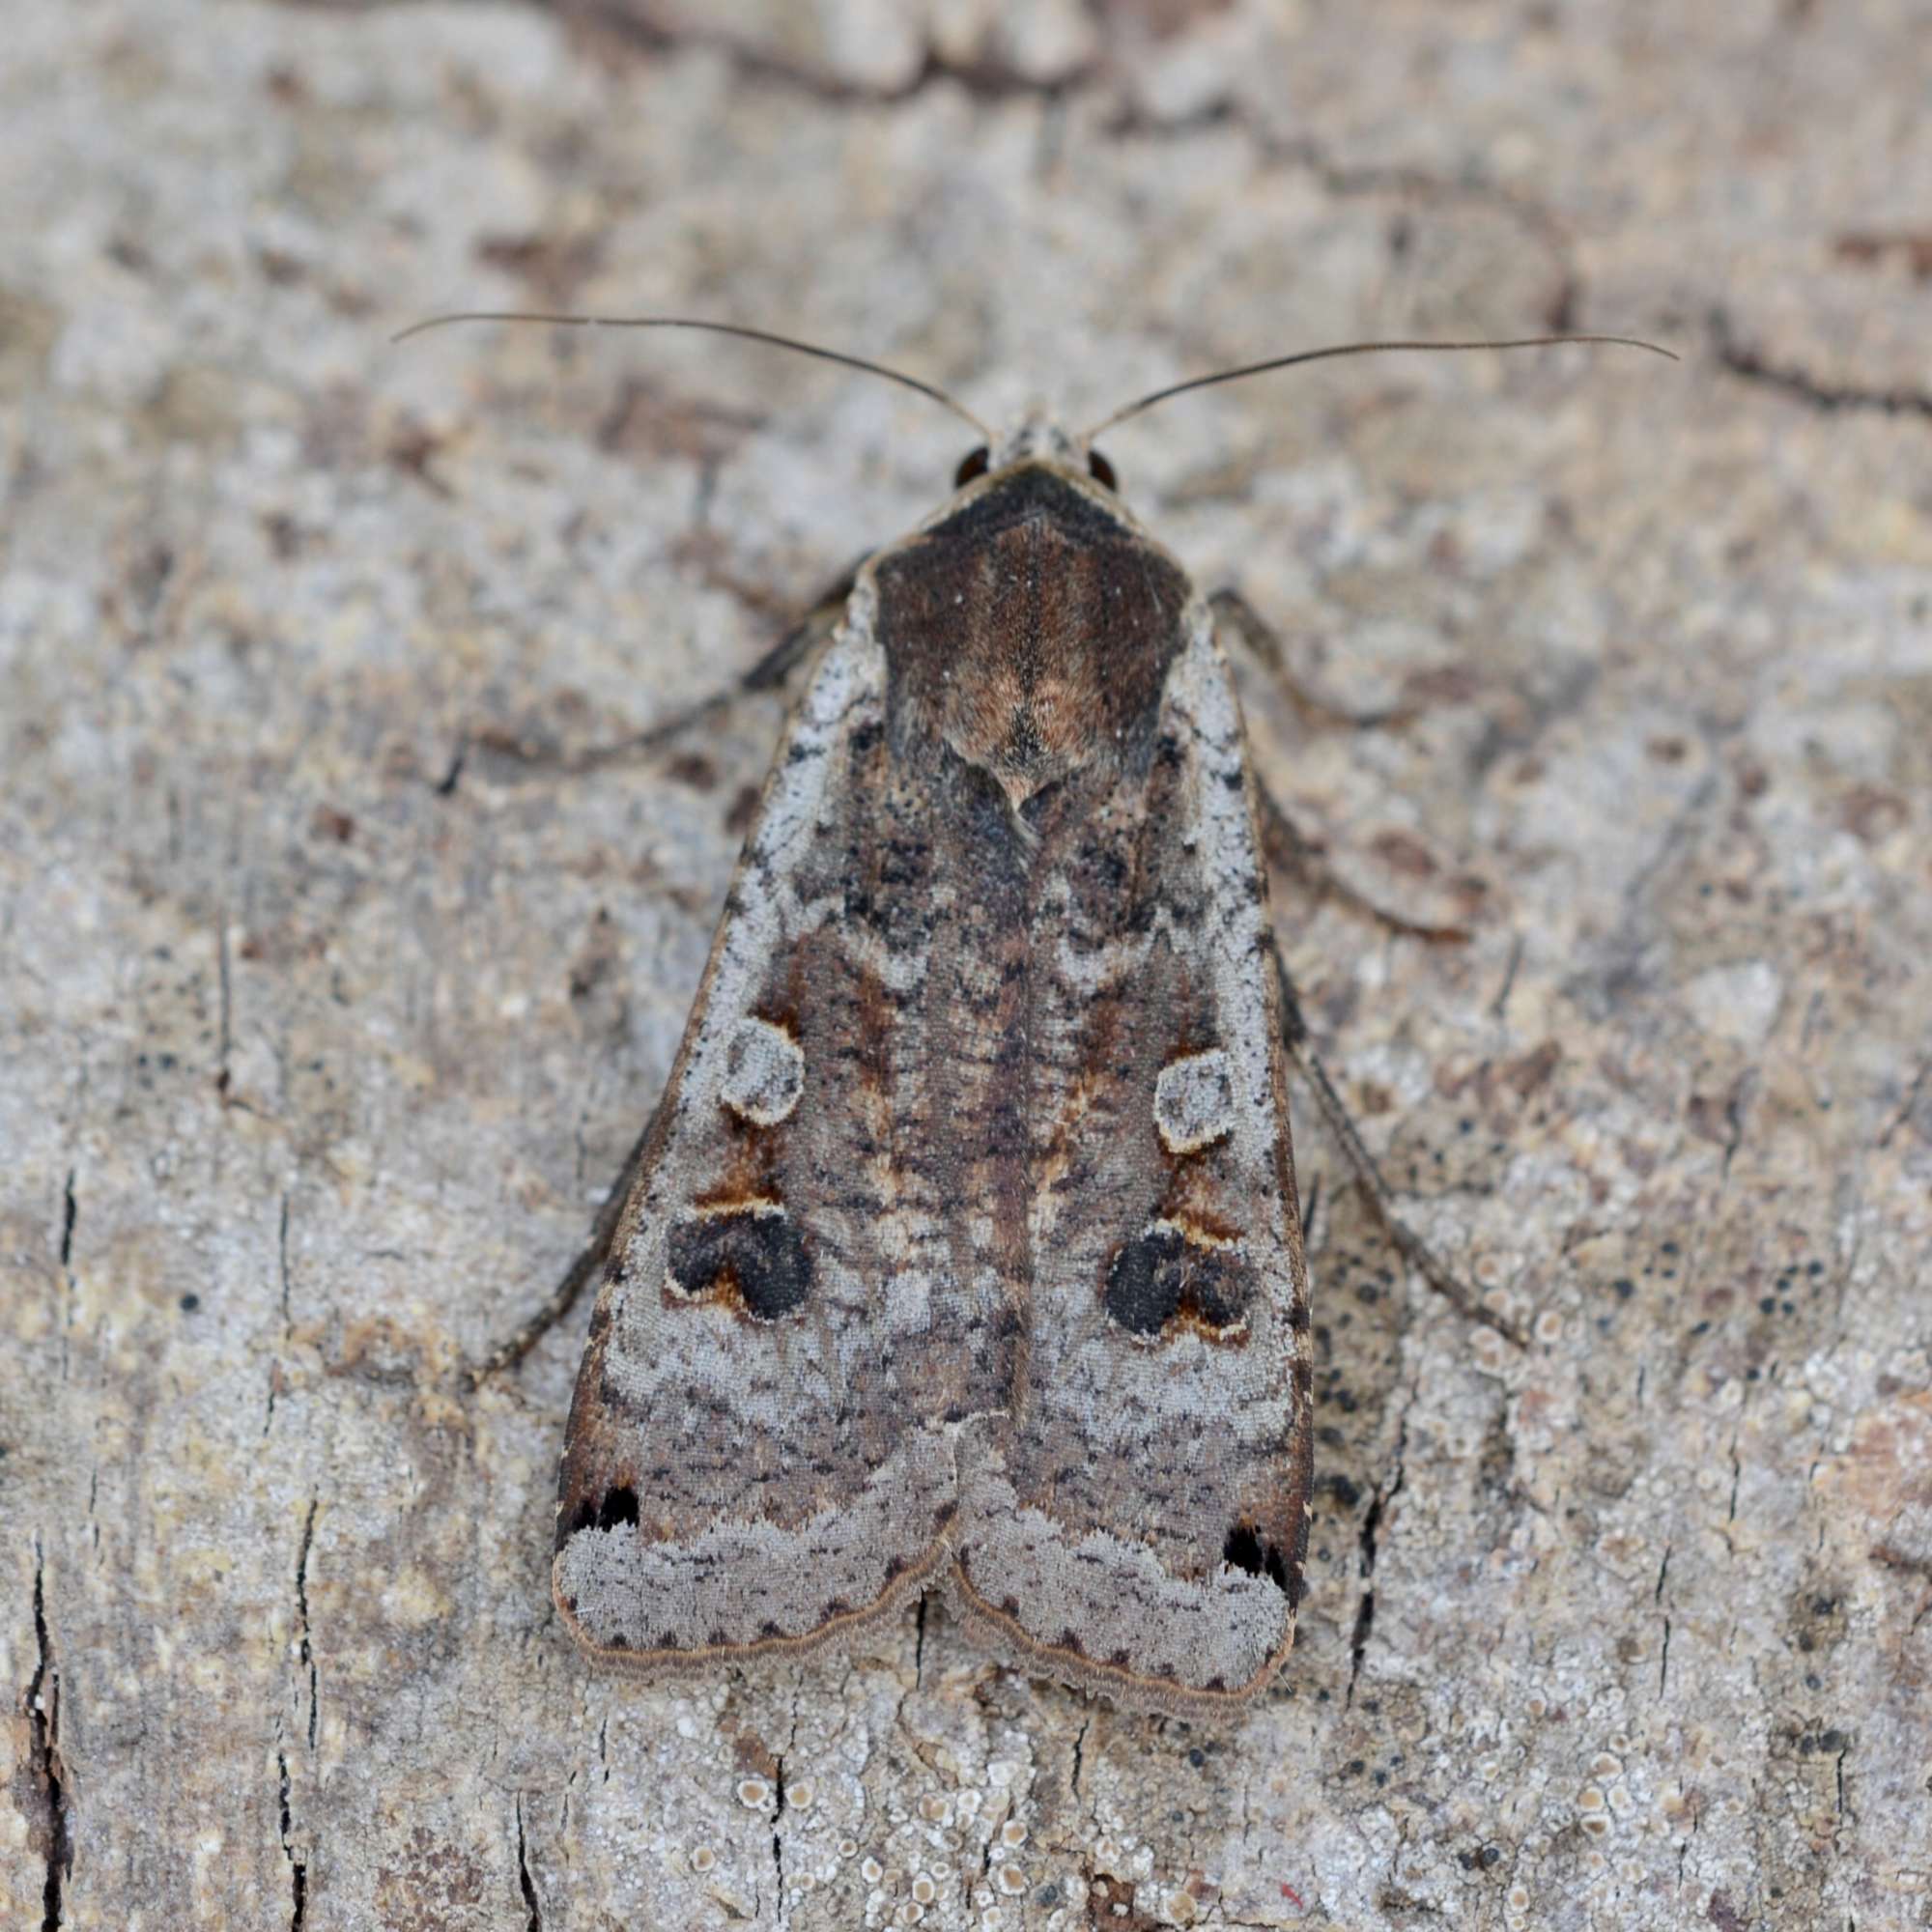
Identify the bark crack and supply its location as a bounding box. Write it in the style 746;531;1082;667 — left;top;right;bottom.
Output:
278;1192;294;1329
26;1544;71;1932
1877;1056;1930;1150
277;1747;308;1931
515;1793;542;1931
58;1171;75;1269
295;1497;320;1750
770;1752;786;1917
566;6;1093;106
1348;1410;1409;1707
1710;307;1932;420
769;1683;803;1930
216;907;233;1098
57;1170;75;1380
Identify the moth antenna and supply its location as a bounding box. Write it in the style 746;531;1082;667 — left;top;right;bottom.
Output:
391;310;994;441
1083;333;1677;440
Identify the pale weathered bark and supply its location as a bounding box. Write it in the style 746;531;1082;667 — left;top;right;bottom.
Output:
3;3;1929;1926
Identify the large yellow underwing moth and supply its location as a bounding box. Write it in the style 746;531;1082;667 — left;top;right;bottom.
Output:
407;314;1668;1719
566;412;1308;1720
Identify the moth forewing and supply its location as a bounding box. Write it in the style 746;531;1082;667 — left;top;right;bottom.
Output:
553;443;1313;1716
552;611;971;1668
941;595;1314;1719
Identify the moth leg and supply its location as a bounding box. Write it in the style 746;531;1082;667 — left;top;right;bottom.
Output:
1274;951;1528;1350
1215;588;1471;944
1210;586;1416;732
473;567;859;777
1255;779;1470;945
465;1113;655;1386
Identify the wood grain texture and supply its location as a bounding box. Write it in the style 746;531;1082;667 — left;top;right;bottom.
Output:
3;1;1929;1925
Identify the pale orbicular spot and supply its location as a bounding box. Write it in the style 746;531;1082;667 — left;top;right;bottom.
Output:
1153;1047;1234;1154
720;1013;805;1125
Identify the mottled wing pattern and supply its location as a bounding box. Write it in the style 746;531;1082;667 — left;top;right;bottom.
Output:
554;460;1310;1716
553;615;1018;1666
862;469;1312;1715
942;584;1312;1717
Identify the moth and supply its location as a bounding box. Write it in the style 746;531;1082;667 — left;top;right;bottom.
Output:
411;314;1666;1719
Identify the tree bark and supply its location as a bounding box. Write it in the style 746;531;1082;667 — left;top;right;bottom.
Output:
4;3;1928;1926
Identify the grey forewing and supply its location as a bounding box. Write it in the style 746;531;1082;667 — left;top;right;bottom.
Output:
867;465;1309;1709
554;459;1308;1713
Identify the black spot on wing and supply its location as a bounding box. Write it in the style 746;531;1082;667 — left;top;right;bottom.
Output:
1103;1223;1250;1338
563;1483;640;1543
1104;1225;1185;1335
668;1208;811;1321
597;1485;639;1531
1222;1522;1293;1597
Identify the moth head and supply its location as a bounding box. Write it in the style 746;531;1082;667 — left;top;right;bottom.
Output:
955;412;1119;492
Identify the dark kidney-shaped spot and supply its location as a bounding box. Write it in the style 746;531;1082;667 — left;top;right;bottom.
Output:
668;1208;811;1321
1103;1223;1249;1338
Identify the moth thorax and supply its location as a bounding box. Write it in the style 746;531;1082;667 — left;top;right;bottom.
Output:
948;658;1094;809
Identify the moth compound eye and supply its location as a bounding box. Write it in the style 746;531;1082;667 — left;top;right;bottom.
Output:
1087;447;1118;491
953;445;990;487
